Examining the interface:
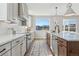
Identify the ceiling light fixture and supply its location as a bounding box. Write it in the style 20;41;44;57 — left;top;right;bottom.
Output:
64;3;76;16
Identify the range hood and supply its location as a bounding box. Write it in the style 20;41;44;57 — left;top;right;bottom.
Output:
64;3;76;16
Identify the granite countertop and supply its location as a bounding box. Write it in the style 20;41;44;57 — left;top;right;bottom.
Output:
0;34;25;46
52;31;79;41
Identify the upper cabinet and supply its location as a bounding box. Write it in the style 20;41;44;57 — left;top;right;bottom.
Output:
0;3;29;27
18;3;29;26
18;3;28;17
0;3;7;20
0;3;18;21
7;3;18;20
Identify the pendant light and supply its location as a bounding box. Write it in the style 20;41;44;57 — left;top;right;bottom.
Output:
64;3;76;16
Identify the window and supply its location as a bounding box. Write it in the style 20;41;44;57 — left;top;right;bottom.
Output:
35;17;49;30
63;19;77;32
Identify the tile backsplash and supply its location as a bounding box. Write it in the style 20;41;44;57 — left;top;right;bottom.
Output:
0;22;9;35
0;21;27;35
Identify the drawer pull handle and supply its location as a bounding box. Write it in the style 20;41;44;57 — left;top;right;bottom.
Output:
0;48;6;53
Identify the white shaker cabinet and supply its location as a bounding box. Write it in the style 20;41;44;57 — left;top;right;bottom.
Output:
0;42;11;56
7;3;18;20
0;3;18;21
12;44;21;56
0;3;7;20
11;37;21;56
11;36;26;56
20;39;26;56
0;35;26;56
2;50;11;56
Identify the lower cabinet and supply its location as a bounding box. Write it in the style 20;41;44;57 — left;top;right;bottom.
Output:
2;50;11;56
57;37;67;56
0;35;26;56
0;42;11;56
58;44;67;56
57;37;79;56
12;44;21;56
12;36;26;56
20;39;26;56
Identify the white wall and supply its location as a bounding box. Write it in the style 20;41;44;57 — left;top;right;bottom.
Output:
0;22;9;35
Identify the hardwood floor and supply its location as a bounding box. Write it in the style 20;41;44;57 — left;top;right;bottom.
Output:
26;39;53;56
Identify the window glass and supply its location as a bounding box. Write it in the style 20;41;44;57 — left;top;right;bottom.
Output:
63;19;77;32
35;17;49;30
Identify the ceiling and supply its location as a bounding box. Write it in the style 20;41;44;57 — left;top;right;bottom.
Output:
27;3;79;16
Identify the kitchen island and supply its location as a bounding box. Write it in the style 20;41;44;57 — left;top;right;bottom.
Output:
56;31;79;56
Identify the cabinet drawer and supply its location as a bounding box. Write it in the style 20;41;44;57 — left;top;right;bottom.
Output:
12;38;21;47
0;43;11;55
57;37;67;47
12;36;25;47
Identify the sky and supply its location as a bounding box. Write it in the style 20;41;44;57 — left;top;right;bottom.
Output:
36;18;49;26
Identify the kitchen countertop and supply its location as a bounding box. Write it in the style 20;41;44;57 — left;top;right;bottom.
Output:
52;31;79;41
0;34;26;46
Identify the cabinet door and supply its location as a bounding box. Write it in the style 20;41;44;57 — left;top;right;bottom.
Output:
2;50;11;56
0;3;7;20
7;4;13;20
12;44;21;56
21;39;26;56
7;3;18;20
18;3;28;17
12;3;18;19
58;44;67;56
